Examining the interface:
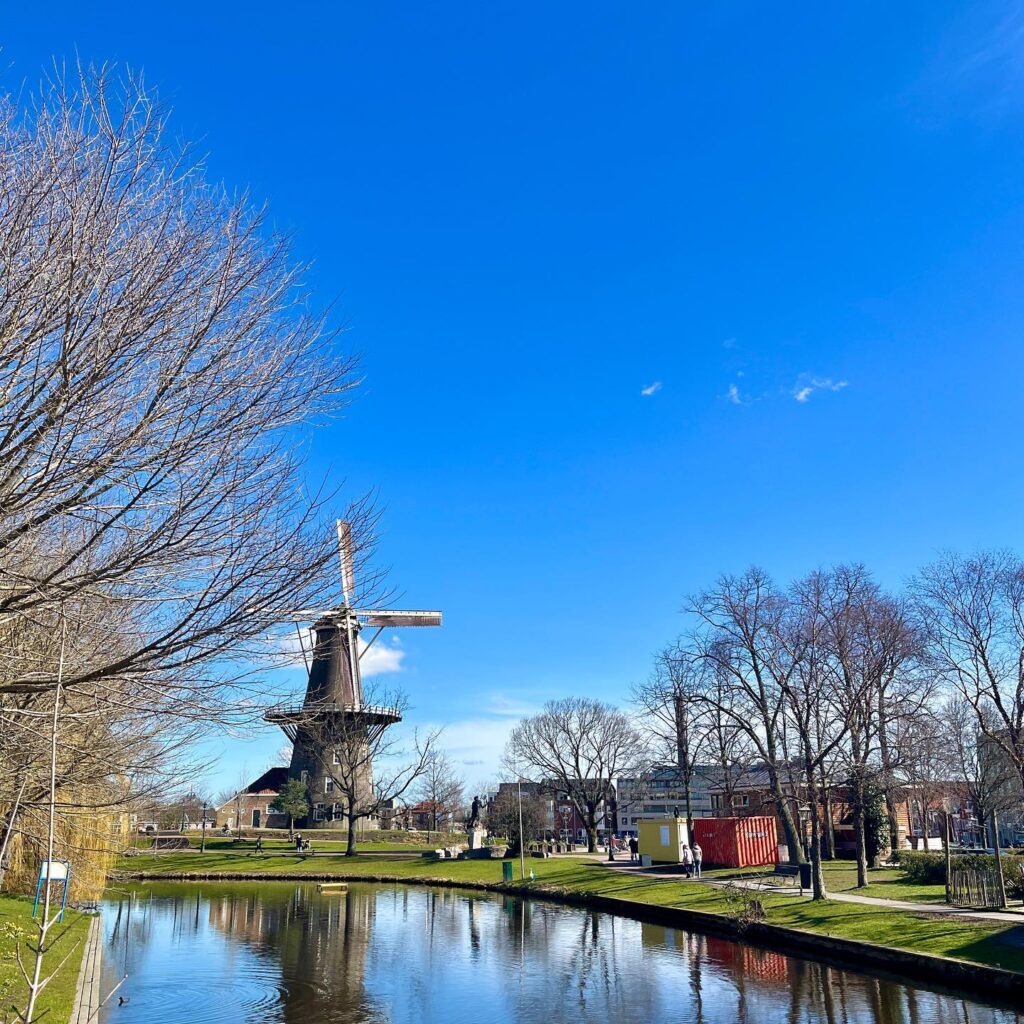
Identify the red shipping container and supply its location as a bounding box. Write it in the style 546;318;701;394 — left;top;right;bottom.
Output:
693;816;778;868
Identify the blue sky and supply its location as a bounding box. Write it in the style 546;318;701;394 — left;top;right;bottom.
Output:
9;3;1024;791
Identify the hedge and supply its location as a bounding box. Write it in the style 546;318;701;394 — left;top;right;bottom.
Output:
893;849;1024;895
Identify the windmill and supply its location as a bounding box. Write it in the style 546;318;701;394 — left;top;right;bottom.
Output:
265;520;441;827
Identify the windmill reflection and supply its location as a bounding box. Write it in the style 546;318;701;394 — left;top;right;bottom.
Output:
101;885;1022;1024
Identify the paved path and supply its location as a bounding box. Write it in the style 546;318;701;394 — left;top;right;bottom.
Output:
596;860;1024;926
70;915;102;1024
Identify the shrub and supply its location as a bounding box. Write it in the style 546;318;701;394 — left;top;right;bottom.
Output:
1005;860;1024;901
897;852;947;884
896;850;1004;885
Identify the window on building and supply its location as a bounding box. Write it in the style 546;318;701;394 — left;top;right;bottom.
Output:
325;777;334;793
332;749;340;765
313;803;325;821
300;770;309;784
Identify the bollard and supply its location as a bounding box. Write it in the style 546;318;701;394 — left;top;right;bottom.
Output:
502;861;514;882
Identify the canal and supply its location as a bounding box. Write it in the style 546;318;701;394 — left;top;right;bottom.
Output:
98;882;1022;1023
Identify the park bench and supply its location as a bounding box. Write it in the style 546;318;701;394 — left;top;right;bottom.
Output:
742;863;804;891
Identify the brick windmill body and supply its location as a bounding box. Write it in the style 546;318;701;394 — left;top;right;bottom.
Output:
266;522;441;828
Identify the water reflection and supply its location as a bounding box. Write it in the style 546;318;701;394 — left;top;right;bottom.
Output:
99;883;1022;1024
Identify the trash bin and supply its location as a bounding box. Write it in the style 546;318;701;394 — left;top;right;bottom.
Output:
799;863;812;891
502;861;514;882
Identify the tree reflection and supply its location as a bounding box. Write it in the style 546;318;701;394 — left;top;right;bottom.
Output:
102;886;1023;1024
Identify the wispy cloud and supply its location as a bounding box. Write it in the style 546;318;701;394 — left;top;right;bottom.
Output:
640;381;662;397
722;337;737;349
724;380;755;406
791;376;848;403
419;692;543;784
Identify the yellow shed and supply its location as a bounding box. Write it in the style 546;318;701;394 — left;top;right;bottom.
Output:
637;818;691;864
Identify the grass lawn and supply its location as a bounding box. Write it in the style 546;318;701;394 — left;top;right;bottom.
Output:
0;895;90;1023
115;851;1024;973
703;860;963;905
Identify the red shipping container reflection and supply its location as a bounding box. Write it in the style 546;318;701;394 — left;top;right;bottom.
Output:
693;816;778;868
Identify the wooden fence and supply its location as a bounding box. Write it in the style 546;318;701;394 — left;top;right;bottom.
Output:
949;866;1002;908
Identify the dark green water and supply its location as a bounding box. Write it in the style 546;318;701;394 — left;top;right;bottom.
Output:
98;882;1022;1024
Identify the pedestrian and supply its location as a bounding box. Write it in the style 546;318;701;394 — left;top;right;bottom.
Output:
294;832;303;853
692;842;702;878
681;843;694;878
629;836;639;862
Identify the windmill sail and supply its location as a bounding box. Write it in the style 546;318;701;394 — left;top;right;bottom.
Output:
336;519;356;605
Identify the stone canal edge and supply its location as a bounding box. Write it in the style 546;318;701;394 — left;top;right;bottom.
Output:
117;870;1024;1005
70;915;102;1024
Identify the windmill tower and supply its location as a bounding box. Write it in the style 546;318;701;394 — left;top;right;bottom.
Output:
265;521;441;827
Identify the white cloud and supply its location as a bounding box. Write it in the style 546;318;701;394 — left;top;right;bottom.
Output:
640;381;662;396
360;635;405;677
722;337;737;349
792;376;848;402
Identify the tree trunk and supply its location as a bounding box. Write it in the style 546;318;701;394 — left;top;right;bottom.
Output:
806;765;825;900
991;810;1008;910
288;815;294;840
586;807;598;853
821;777;836;861
877;690;901;858
767;765;804;865
884;791;900;858
851;771;869;887
943;811;952;903
346;811;359;856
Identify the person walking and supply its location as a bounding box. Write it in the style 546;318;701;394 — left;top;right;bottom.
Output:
692;842;703;878
629;836;639;862
681;843;694;878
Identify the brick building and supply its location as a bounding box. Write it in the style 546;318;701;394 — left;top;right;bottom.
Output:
215;767;290;830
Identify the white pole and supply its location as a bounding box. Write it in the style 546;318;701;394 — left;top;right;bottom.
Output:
517;775;526;880
24;613;66;1023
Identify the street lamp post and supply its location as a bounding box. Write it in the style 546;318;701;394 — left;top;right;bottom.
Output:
516;775;526;880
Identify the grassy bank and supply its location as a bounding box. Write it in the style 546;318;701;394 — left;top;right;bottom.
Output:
129;830;464;854
0;895;90;1023
116;851;1024;974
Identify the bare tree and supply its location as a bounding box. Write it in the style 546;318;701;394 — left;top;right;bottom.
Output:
0;64;376;1015
0;64;373;726
913;551;1024;805
819;566;924;884
299;685;438;855
487;788;547;855
781;571;853;898
632;643;709;835
506;697;649;853
688;569;807;864
413;751;464;841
